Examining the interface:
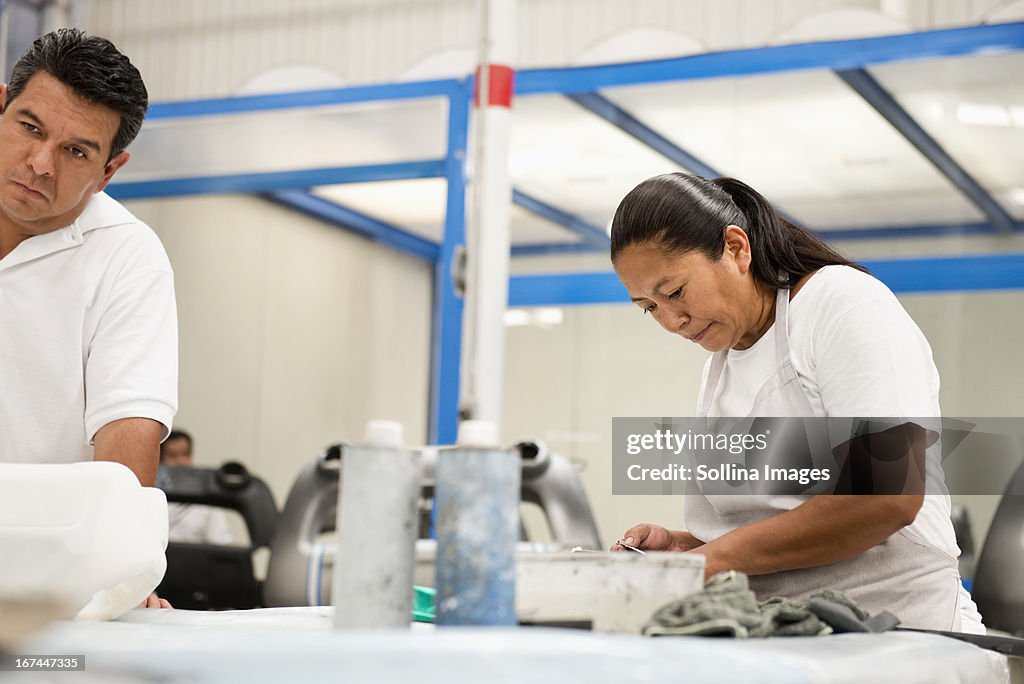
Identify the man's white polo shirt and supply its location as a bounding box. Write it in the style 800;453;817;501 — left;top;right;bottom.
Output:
0;192;178;463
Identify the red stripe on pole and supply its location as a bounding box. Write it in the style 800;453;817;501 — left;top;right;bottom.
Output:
473;64;515;108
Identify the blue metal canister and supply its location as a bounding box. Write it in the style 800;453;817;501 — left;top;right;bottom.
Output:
434;420;519;626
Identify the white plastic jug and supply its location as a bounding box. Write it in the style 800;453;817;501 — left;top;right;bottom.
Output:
0;461;168;621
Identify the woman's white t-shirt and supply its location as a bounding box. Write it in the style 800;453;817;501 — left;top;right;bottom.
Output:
697;265;956;558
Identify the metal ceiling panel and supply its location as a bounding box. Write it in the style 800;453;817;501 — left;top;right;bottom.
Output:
868;52;1024;222
118;98;449;182
597;70;986;230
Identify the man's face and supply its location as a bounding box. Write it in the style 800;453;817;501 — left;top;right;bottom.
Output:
0;71;130;239
161;437;192;467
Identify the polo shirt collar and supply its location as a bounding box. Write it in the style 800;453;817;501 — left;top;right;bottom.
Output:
0;192;133;271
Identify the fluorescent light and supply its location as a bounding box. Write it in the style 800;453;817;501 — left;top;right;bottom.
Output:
1011;107;1024;127
503;308;564;328
1009;188;1024;206
503;309;532;327
956;103;1011;127
510;143;575;175
532;308;564;326
924;102;944;120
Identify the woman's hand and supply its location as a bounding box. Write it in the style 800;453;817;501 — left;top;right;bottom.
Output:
138;593;172;609
610;524;705;552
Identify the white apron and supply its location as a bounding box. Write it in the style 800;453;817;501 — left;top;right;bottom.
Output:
687;283;971;631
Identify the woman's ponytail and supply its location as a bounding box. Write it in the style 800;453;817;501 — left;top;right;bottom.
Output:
612;173;864;287
712;177;865;286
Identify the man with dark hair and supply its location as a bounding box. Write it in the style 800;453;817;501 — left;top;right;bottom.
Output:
160;430;194;466
159;430;234;545
0;29;178;608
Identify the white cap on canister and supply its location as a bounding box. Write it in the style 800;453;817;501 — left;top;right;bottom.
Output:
456;419;499;447
364;419;404;448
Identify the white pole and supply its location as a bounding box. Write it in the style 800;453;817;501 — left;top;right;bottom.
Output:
0;0;10;82
460;0;516;431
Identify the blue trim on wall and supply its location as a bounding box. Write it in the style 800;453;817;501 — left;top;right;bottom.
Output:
147;79;464;120
430;87;471;445
509;253;1024;307
836;68;1016;235
512;189;610;247
106;160;447;199
516;22;1024;95
263;190;440;262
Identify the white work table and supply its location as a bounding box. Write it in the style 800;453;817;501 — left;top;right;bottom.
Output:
18;607;1010;683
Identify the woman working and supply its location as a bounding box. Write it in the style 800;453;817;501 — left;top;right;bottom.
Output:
609;173;983;633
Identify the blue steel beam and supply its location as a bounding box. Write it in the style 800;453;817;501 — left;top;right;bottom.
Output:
147;79;464;120
835;68;1016;235
509;221;1022;255
263;190;440;262
567;92;722;180
517;23;1024;96
821;221;1015;242
430;88;471;445
512;242;605;257
566;92;804;227
512;189;610;247
510;272;630;307
866;253;1024;294
509;253;1024;307
107;159;446;200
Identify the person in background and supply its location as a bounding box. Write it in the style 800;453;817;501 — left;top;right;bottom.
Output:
608;173;983;633
0;29;177;608
160;430;233;546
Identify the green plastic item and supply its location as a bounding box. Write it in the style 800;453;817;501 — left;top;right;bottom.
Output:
412;585;436;622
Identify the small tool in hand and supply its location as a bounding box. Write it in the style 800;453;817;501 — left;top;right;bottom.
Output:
616;539;647;555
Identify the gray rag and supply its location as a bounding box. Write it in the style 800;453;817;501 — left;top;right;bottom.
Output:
642;570;900;638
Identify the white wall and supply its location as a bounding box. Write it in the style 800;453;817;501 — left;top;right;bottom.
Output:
125;195;432;506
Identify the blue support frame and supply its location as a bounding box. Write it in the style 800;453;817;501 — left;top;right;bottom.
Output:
264;190;440;262
512;189;609;247
567;92;722;180
516;22;1024;95
836;68;1016;235
147;79;464;120
566;91;803;227
512;242;605;257
509;220;1019;256
820;221;1013;242
107;160;446;199
866;253;1024;294
509;253;1024;308
429;84;472;445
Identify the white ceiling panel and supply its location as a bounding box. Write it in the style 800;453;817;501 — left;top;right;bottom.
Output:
118;49;1023;243
314;181;590;246
511;95;691;231
509;205;592;246
120;98;449;181
314;179;446;243
599;70;985;228
869;53;1024;221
